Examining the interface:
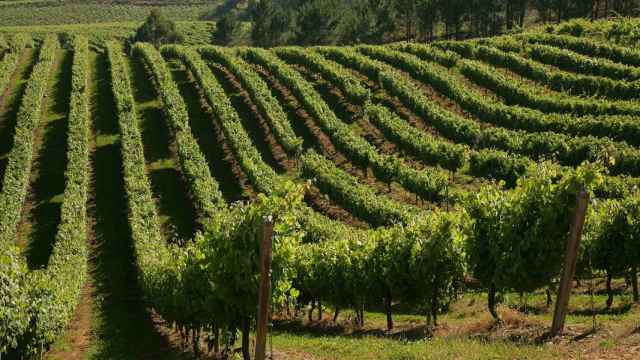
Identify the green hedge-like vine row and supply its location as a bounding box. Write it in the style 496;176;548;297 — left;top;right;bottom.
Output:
322;47;575;166
197;46;303;155
0;245;27;354
113;44;360;346
23;36;91;354
383;44;640;147
464;162;603;319
133;43;225;221
110;41;245;338
353;46;640;178
243;48;449;204
459;57;640;117
162;45;282;195
274;46;371;105
322;46;640;198
8;34;32;52
106;40;192;333
366;104;467;172
588;195;640;309
432;39;628;101
279;46;528;188
280;49;533;190
294;208;464;326
365;104;530;188
154;48;388;323
389;42;461;68
524;43;640;81
295;161;602;325
0;35;57;245
300;150;422;227
469;44;640;100
116;41;592;352
0;52;20;93
522;33;640;67
274;48;466;178
1;35;58;356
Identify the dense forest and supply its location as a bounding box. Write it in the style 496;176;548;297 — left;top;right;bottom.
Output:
220;0;640;46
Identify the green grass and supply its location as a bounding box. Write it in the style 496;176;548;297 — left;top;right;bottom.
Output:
0;0;57;5
271;332;561;360
267;281;640;360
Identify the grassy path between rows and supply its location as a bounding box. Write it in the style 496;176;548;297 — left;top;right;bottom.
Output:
18;50;73;269
166;58;247;203
18;48;70;268
127;54;197;242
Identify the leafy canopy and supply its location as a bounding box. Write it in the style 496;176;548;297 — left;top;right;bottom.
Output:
133;9;183;47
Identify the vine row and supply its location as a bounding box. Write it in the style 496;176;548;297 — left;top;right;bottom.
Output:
355;46;640;177
521;33;640;67
243;47;450;203
198;46;303;155
468;44;640;100
133;43;225;221
300;150;423;227
0;36;58;244
164;45;369;240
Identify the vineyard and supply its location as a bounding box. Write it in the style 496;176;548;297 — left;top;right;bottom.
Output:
0;1;224;27
2;21;640;359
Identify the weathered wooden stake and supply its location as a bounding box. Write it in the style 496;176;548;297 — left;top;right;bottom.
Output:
255;217;274;360
551;190;589;336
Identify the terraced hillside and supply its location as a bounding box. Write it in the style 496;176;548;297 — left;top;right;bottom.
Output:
2;27;640;359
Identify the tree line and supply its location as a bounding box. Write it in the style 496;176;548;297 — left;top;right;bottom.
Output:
223;0;639;46
128;1;640;47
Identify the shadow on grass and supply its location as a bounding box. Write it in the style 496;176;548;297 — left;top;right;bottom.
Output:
569;302;633;316
24;118;67;268
273;319;429;342
594;286;627;296
506;303;551;316
139;105;172;162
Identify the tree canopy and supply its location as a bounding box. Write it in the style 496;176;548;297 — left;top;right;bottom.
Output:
243;0;640;47
133;9;183;47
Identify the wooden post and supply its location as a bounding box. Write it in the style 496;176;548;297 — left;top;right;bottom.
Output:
255;218;274;360
551;190;589;336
